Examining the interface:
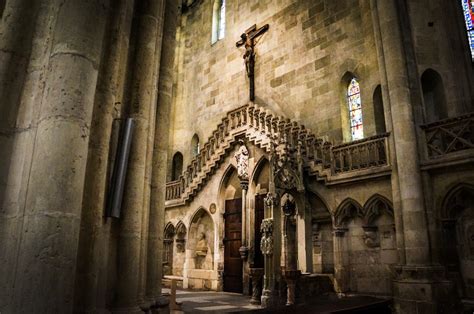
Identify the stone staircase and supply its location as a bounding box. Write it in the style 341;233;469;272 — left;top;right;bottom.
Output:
166;103;390;205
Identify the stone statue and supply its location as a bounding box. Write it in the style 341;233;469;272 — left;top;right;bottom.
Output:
235;142;249;181
195;232;208;257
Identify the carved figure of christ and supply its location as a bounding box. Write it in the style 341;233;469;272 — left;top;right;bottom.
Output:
236;23;269;101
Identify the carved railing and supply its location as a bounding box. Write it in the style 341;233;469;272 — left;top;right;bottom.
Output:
165;180;182;201
165;103;390;202
332;134;389;173
421;113;474;158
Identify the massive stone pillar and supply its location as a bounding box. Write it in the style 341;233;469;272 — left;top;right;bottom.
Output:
9;1;110;312
0;1;48;310
73;0;134;312
369;0;406;266
146;0;179;306
113;0;165;312
371;1;455;312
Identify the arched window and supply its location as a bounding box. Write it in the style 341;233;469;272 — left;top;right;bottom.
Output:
171;152;183;181
191;134;200;157
347;78;364;141
461;0;474;60
421;69;447;123
211;0;226;44
373;85;386;134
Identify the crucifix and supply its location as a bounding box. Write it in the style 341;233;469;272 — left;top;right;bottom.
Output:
236;23;269;101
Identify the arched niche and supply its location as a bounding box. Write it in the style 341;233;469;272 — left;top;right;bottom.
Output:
191;134;200;157
440;183;474;300
307;191;333;274
163;223;175;275
373;85;386;134
171;152;183;181
421;69;448;123
188;207;214;270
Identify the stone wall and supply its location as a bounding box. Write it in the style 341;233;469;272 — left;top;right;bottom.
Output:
169;0;384;168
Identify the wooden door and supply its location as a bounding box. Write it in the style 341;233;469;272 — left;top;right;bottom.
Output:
254;194;265;268
224;198;243;293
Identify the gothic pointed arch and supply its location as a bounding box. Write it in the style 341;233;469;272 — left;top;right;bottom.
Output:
188;207;215;270
334;198;363;227
440;182;474;220
163;222;175;275
439;182;474;299
218;164;242;201
175;220;187;253
251;156;269;194
164;222;175;238
363;194;394;225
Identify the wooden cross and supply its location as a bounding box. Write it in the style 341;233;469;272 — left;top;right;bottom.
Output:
236;24;269;101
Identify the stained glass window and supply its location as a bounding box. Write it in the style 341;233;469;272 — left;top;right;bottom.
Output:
348;78;363;141
461;0;474;60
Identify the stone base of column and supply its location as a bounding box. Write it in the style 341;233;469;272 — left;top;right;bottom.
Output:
261;289;278;308
393;265;459;314
150;296;170;314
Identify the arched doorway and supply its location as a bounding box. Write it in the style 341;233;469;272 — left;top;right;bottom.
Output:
221;166;243;293
440;184;474;301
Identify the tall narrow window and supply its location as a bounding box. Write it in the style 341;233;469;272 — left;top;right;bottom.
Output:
461;0;474;60
211;0;226;44
191;134;200;157
347;78;364;141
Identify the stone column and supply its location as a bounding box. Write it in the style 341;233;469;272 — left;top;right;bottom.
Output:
147;0;178;308
369;0;406;266
10;1;110;313
114;0;164;312
239;181;249;259
260;215;275;308
73;0;134;312
372;0;429;267
0;1;52;310
371;1;455;312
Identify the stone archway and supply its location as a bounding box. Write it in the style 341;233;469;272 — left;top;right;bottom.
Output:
220;166;244;293
307;191;333;274
440;184;474;300
186;207;215;290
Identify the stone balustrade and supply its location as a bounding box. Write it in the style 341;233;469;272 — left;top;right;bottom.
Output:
332;133;389;173
165;103;391;201
421;112;474;158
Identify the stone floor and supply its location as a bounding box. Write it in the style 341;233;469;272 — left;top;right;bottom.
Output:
163;288;262;313
163;288;392;313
